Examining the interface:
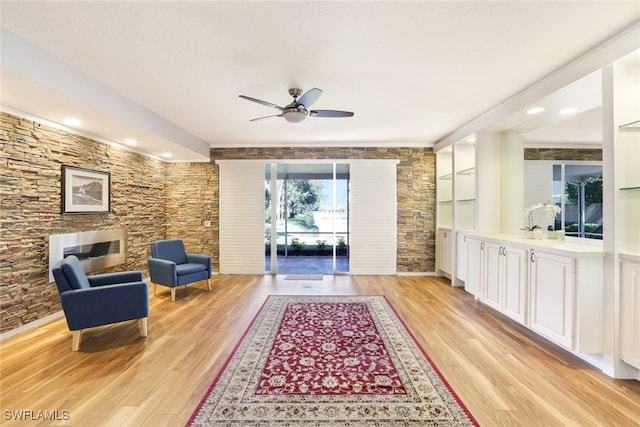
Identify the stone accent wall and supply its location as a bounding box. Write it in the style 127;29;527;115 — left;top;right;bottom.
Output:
524;148;602;161
0;112;166;333
165;162;218;256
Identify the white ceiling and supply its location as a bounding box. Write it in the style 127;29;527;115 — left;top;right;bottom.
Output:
1;1;639;161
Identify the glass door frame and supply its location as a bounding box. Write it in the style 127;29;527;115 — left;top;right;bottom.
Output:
265;161;350;275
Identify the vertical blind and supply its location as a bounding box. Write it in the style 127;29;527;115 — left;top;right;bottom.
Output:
217;160;266;274
217;159;398;275
349;160;398;275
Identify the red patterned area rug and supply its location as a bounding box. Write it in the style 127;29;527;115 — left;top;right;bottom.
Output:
187;295;477;426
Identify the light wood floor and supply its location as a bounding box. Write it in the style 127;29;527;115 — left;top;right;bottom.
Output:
2;275;639;426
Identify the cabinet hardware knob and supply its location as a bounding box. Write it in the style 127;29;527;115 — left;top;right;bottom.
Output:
531;251;536;263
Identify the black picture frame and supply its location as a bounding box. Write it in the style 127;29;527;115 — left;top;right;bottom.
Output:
61;165;111;214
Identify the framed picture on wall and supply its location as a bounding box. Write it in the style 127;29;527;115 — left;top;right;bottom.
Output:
61;165;111;214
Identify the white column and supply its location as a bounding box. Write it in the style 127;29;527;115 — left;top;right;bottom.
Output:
500;131;525;234
476;131;501;233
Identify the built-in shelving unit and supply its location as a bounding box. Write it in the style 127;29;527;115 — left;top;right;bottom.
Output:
612;51;640;378
435;139;477;283
454;143;476;232
436;150;453;229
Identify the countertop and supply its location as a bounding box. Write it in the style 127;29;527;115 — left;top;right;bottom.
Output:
462;231;604;257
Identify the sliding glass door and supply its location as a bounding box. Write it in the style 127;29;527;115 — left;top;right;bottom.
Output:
265;162;350;274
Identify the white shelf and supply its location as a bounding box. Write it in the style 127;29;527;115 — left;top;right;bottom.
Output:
456;167;476;175
619;119;640;129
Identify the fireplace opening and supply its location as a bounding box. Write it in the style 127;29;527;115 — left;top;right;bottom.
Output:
63;240;120;260
49;229;127;281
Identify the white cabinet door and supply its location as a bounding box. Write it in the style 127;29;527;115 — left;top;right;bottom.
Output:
483;242;502;311
437;228;453;277
481;242;527;322
502;246;528;324
465;237;484;298
457;233;467;282
621;260;640;370
529;250;574;349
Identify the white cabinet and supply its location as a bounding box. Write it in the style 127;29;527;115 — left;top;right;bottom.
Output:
465;236;484;298
459;234;603;361
482;242;528;323
483;242;503;311
621;258;640;370
529;250;574;350
437;228;453;277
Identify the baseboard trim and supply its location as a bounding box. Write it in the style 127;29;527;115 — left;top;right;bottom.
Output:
396;271;437;276
0;311;65;342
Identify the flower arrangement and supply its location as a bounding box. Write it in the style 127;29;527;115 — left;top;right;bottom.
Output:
522;202;561;231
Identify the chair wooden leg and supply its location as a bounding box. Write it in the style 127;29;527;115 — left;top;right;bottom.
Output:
154;282;157;296
171;288;176;302
138;318;148;337
207;278;211;291
72;330;82;351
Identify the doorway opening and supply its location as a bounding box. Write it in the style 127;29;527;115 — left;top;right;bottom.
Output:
265;162;350;274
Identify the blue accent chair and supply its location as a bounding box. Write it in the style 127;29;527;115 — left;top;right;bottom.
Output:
147;239;212;301
52;255;149;351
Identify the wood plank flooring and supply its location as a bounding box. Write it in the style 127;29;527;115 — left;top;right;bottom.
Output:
1;275;639;426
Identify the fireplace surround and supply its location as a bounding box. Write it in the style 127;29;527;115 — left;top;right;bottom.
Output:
49;229;127;282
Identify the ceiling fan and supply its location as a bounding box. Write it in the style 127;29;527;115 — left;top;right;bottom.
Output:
238;88;354;123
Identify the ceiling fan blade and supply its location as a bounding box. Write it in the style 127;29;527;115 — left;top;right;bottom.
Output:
250;114;282;122
310;110;354;118
298;88;322;107
239;95;283;111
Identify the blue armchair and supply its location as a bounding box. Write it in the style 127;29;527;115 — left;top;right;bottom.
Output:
52;255;149;351
147;239;212;301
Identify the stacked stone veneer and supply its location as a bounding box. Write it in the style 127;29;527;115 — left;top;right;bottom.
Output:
524;148;602;161
1;112;167;333
0;111;436;333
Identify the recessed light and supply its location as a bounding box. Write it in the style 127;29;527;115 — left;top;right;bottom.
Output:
526;107;545;115
466;136;476;143
63;117;81;127
124;139;137;146
162;152;172;158
559;108;578;115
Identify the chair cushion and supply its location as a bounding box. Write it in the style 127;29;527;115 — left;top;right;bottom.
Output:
61;256;90;289
176;263;207;276
151;240;188;265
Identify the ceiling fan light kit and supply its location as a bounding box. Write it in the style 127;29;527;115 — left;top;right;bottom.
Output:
239;87;354;123
283;105;308;123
